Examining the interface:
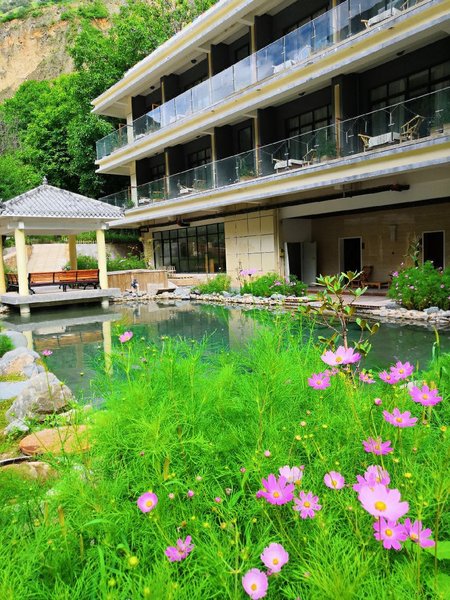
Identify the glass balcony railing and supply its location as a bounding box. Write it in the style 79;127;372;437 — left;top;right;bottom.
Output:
100;87;448;208
96;126;130;161
100;188;134;209
96;0;423;160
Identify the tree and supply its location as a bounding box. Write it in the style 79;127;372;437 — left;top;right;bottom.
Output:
0;152;40;200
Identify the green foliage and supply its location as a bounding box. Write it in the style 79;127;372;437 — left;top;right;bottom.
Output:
241;272;307;297
388;262;450;310
194;274;231;294
60;1;108;22
0;334;14;357
0;152;41;200
64;253;147;271
66;254;98;270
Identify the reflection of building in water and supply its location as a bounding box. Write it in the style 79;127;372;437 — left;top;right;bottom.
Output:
227;308;257;351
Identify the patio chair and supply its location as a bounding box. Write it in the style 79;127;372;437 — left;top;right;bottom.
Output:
358;134;371;151
400;114;424;142
303;148;318;165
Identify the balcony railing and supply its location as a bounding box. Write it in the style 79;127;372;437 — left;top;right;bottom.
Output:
96;0;422;160
100;188;134;209
99;87;449;208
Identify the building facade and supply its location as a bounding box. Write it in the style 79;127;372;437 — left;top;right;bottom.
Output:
92;0;450;283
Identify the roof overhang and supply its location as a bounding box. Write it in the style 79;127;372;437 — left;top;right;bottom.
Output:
0;217;115;236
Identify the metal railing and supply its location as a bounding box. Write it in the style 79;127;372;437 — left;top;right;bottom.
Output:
96;0;422;160
99;87;449;208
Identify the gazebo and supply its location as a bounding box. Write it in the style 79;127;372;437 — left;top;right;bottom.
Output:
0;179;123;315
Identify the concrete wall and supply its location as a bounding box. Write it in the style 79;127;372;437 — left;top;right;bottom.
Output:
224;210;280;281
311;202;450;280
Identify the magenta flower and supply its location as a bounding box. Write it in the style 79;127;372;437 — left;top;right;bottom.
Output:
390;361;414;380
374;398;382;406
187;490;195;498
358;484;409;520
403;518;436;548
165;535;194;562
242;568;268;599
379;370;400;384
409;384;443;407
373;518;408;550
353;465;390;493
321;346;361;366
307;372;331;390
362;437;393;455
260;543;289;574
214;496;222;503
119;331;133;343
256;474;294;505
279;465;304;485
383;408;418;428
360;371;375;384
137;491;158;513
293;491;321;518
42;349;53;357
263;450;271;457
324;471;345;489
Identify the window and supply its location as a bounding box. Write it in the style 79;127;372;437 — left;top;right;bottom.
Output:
286;104;332;138
284;6;328;35
423;231;444;270
187;148;212;169
153;223;225;273
237;125;253;153
235;43;250;62
183;74;208;92
150;163;165;182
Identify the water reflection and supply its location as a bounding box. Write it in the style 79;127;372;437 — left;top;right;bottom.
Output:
1;302;449;398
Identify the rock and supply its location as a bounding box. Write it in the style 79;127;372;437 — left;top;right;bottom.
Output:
3;330;28;349
0;380;29;401
5;372;73;431
424;306;440;314
19;425;89;456
0;347;40;379
384;302;399;310
1;460;57;480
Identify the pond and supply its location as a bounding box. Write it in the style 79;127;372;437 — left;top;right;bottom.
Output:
2;301;449;399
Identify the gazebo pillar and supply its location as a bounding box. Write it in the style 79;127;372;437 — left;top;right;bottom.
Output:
0;236;6;294
68;234;77;270
96;228;108;290
14;227;30;316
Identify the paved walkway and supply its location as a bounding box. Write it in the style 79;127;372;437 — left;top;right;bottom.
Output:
27;244;68;272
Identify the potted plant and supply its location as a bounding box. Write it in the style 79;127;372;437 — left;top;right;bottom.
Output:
237;156;256;181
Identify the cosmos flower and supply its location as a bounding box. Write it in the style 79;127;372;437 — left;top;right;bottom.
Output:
390;361;414;380
256;474;294;505
373;518;408;550
403;518;436;548
293;491;321;518
242;569;268;599
165;536;194;562
279;465;304;485
307;372;331;390
362;437;393;455
353;465;390;493
360;371;375;384
260;543;289;574
383;408;418;428
137;491;158;513
187;490;195;498
358;484;409;521
324;471;345;489
42;349;53;357
321;346;361;366
379;371;400;384
409;384;443;406
119;331;133;343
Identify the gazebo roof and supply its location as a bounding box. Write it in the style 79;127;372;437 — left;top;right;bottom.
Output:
0;179;123;235
0;180;123;219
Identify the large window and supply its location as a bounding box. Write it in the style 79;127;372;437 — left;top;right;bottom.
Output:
284;6;328;35
187;148;212;169
286;104;332;139
153;223;226;273
150;163;165;182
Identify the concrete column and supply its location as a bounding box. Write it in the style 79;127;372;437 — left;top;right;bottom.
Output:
130;163;138;206
14;227;29;296
0;236;6;294
96;229;108;289
68;235;77;270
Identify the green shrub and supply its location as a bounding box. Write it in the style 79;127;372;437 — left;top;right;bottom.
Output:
388;261;450;310
64;254;98;270
241;272;307;297
0;334;13;358
194;274;231;294
64;253;147;271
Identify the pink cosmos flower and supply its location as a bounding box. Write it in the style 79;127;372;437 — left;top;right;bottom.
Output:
373;518;408;550
362;437;393;455
307;372;331;390
321;346;361;366
383;408;418;428
390;361;414;380
119;331;133;343
358;484;409;520
260;543;289;574
137;491;158;513
263;450;271;458
409;384;443;406
403;518;436;548
214;497;222;503
324;471;345;489
279;465;304;485
242;568;268;600
379;370;400;384
360;372;375;384
42;349;53;357
293;491;321;518
165;535;194;562
374;398;382;406
256;474;294;505
353;465;390;493
187;490;195;498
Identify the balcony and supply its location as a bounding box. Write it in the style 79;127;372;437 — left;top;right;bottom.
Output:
99;87;450;209
95;0;424;161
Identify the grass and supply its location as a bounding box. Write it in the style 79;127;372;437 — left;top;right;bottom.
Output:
0;316;448;599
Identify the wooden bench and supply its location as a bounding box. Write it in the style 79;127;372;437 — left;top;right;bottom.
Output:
5;273;19;292
6;270;100;293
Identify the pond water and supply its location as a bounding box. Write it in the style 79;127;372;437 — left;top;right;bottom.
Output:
2;301;449;399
